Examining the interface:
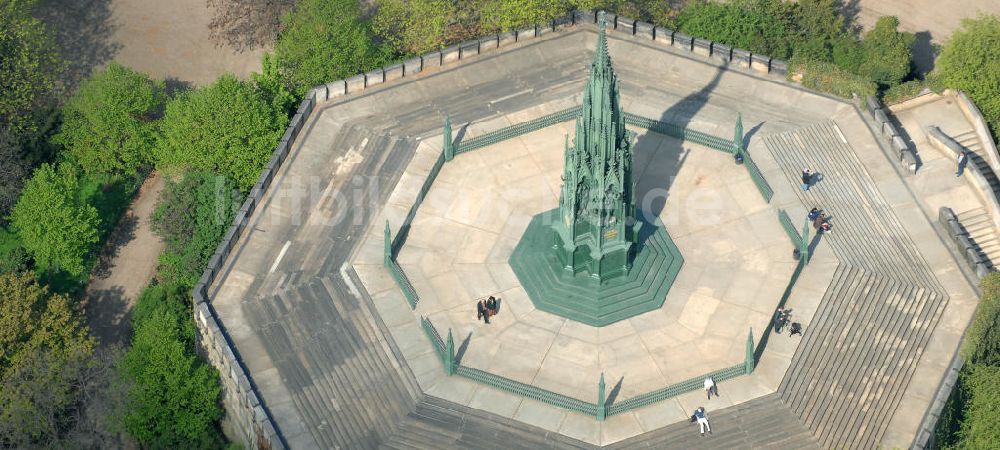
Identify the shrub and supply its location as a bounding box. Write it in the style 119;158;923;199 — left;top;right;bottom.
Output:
963;273;1000;366
792;58;878;99
155;75;288;192
151;172;240;287
855;16;914;88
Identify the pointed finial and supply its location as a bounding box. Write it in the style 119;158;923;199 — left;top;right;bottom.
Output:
594;12;609;69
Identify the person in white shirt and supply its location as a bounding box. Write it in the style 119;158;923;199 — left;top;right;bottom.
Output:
704;377;717;400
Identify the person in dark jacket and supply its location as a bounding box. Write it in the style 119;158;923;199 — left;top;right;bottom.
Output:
477;300;488;323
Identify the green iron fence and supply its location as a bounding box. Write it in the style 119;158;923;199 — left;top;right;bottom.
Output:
455;365;600;416
417;315;755;420
380;107;785;419
778;209;803;249
623;113;734;153
420;316;447;363
606;363;745;416
742;150;774;203
456;107;582;154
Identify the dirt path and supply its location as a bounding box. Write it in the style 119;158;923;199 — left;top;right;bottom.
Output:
108;0;266;86
84;173;166;347
38;0;265;91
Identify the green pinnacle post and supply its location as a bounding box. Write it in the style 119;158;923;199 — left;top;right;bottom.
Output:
745;328;755;375
443;114;454;161
445;328;455;375
733;112;744;162
597;372;606;421
383;220;391;266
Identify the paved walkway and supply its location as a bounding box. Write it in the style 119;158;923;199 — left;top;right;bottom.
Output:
84;173;166;347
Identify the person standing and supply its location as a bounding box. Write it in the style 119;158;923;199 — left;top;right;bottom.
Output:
789;322;803;337
773;308;785;334
477;300;485;322
801;168;813;191
957;150;969;177
808;207;821;222
704;377;717;400
694;407;711;436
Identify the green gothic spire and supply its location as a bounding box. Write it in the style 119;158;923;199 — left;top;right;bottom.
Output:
551;12;639;281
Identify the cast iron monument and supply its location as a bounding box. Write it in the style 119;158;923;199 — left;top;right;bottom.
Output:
509;14;683;326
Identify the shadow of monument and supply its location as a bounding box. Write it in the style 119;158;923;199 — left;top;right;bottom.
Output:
631;68;724;224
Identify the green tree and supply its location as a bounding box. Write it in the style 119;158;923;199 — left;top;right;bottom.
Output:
963;272;1000;366
0;0;61;136
789;0;846;62
373;0;457;55
274;0;388;95
54;63;165;178
151;172;240;287
957;364;1000;448
154;75;288;191
855;16;914;87
936;14;1000;140
121;308;222;447
478;0;570;33
9;163;99;277
0;272;96;446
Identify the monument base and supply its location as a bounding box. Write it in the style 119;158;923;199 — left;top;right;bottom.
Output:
509;209;684;326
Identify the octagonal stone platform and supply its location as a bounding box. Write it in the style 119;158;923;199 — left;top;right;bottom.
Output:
383;114;797;407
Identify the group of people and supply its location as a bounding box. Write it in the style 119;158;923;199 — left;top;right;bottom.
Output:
808;207;832;234
773;307;803;336
476;296;501;324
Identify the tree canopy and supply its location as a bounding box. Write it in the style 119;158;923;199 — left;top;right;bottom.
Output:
9;163;99;277
54;63;164;178
0;0;61;136
121;306;222;447
154;74;288;191
373;0;456;55
936;14;1000;140
0;272;96;447
274;0;388;95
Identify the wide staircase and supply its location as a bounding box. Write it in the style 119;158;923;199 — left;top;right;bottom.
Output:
381;396;596;450
955;207;1000;268
606;394;818;450
952;129;986;156
243;276;422;448
760;122;949;449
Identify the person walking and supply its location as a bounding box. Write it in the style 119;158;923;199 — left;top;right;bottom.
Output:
694;407;711;436
801;168;813;191
704;377;718;400
773;308;785;334
957;150;969;177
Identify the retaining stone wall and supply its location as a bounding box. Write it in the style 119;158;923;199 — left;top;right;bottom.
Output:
865;96;918;173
